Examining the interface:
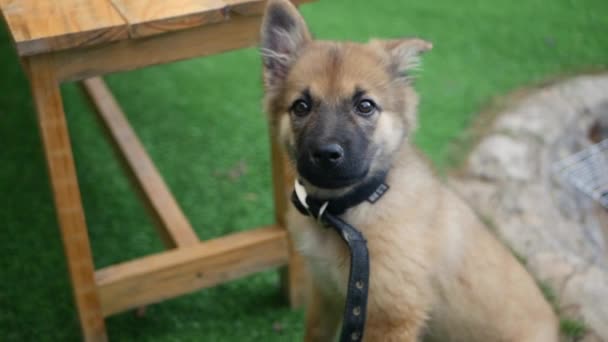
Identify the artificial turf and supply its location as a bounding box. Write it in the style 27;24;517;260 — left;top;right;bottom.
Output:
1;0;607;340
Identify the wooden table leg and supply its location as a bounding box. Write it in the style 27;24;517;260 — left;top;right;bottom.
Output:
269;128;307;308
26;56;107;342
80;77;199;249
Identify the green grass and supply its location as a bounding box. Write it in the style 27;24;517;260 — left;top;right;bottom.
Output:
538;281;588;340
560;318;588;340
1;0;607;340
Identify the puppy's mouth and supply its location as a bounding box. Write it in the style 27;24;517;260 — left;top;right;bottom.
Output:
297;167;369;190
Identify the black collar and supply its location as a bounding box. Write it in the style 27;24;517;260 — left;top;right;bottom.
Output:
290;173;390;342
291;171;390;218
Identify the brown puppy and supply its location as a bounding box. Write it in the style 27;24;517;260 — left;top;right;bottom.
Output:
260;1;559;341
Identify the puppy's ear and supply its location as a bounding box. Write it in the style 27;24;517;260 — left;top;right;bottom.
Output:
260;0;311;88
370;38;432;77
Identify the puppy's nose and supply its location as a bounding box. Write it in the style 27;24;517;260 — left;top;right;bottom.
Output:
312;143;344;169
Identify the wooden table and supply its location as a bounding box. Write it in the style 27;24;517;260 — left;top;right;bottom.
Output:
0;1;312;340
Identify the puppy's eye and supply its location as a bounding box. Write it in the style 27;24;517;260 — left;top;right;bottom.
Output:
291;99;311;117
355;99;376;116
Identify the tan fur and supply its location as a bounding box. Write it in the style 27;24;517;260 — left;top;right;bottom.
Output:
287;148;558;341
261;1;559;341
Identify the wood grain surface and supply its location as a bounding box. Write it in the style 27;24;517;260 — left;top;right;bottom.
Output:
28;55;107;342
96;226;288;316
1;0;314;56
110;0;227;38
54;15;263;82
0;0;127;56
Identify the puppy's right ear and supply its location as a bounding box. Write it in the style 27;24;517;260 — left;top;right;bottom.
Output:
260;0;311;89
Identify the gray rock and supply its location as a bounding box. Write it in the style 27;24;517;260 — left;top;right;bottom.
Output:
450;74;608;341
469;134;536;181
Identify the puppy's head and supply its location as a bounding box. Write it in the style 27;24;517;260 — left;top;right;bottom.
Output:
261;0;431;197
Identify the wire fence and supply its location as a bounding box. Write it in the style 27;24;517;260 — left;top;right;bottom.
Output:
553;139;608;209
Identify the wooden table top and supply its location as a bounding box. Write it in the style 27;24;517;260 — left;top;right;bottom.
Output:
0;0;312;57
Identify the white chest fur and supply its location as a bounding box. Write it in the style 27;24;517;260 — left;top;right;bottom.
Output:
287;208;351;298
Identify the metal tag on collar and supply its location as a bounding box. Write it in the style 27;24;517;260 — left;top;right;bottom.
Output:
367;183;390;204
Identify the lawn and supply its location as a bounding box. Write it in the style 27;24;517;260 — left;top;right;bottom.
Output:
1;0;607;341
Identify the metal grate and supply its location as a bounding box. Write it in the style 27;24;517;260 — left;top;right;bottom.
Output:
553;139;608;209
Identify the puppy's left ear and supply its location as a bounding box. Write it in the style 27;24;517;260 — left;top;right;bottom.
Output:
260;0;312;89
370;38;433;77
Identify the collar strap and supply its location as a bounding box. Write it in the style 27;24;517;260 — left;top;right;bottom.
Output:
321;213;369;342
290;175;389;342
